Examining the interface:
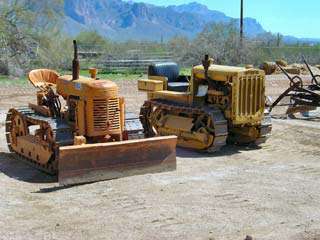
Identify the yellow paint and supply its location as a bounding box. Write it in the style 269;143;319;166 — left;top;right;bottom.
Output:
164;115;194;132
149;91;192;105
12;135;52;165
193;64;263;82
57;75;122;138
148;75;168;90
57;75;118;99
138;62;267;150
76;99;86;136
138;79;164;92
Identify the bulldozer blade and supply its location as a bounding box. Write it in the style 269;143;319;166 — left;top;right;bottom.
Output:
58;136;177;186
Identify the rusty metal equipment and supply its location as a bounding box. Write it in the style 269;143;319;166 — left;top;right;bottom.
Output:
5;40;177;186
138;55;272;152
269;57;320;115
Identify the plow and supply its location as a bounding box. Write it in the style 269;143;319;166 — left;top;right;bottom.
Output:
5;40;177;186
269;57;320;116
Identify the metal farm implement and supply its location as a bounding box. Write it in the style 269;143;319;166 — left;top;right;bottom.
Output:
269;57;320;116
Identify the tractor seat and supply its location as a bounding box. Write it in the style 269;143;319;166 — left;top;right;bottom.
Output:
148;62;189;92
28;69;59;88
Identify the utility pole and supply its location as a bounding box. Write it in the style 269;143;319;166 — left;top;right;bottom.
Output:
240;0;244;47
277;33;281;47
238;0;244;64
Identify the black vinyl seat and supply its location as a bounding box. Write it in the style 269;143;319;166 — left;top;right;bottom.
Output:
148;62;190;92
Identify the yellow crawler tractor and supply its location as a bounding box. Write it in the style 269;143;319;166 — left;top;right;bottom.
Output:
138;55;272;152
5;41;177;185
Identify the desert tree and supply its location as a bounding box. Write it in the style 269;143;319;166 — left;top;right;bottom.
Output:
0;0;65;76
177;22;241;66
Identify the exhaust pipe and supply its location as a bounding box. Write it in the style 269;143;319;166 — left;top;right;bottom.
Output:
72;40;80;80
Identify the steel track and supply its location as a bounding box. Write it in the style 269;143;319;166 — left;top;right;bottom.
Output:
140;99;228;153
5;107;73;175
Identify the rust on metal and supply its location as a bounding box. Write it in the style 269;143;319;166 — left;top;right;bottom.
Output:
72;40;80;80
6;40;178;187
269;59;320;113
58;136;177;186
202;54;210;81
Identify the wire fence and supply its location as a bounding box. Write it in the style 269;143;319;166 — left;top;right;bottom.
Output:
78;44;174;72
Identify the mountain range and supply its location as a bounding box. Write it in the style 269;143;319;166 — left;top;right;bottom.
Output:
64;0;266;41
63;0;319;43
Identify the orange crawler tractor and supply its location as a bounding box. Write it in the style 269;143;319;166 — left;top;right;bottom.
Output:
5;41;177;186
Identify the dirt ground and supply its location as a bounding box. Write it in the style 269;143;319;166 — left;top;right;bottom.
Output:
0;75;320;240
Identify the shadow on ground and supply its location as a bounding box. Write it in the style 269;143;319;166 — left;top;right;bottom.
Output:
33;183;86;193
0;152;56;184
176;144;262;159
0;145;262;192
272;114;320;122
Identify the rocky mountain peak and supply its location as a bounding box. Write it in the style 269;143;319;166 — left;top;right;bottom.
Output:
64;0;266;41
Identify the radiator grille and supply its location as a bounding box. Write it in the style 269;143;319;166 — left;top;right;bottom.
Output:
107;98;121;131
237;75;264;117
93;98;121;132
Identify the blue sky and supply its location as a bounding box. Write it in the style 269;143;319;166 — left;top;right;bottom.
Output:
131;0;320;38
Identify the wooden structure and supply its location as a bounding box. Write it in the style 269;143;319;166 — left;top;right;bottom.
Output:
78;44;174;71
